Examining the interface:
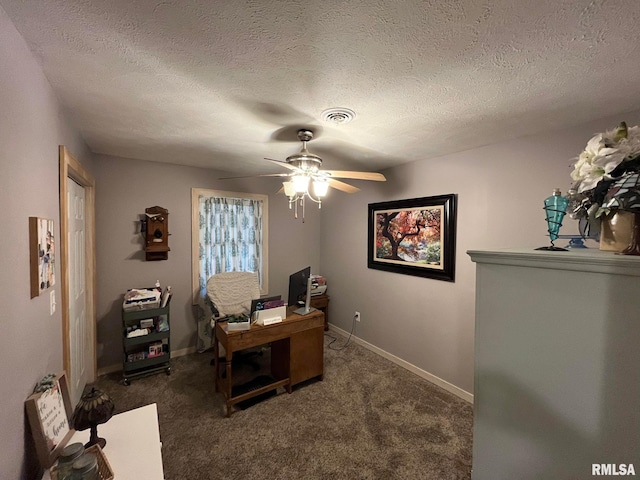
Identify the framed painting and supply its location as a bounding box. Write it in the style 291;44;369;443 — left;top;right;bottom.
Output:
368;194;457;282
29;217;55;298
25;371;74;468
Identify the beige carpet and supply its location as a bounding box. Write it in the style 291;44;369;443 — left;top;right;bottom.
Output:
95;334;473;480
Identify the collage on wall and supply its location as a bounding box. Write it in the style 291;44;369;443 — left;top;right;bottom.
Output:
368;194;457;282
29;217;56;298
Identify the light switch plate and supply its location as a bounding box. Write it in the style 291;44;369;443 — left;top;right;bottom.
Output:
50;290;56;315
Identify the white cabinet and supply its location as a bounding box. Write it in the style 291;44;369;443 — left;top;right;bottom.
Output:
468;248;640;480
42;403;164;480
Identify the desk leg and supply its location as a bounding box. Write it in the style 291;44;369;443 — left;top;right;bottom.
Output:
225;352;233;418
213;336;220;393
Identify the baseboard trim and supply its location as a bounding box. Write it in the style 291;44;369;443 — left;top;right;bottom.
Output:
97;363;121;377
172;346;198;358
328;324;473;404
97;346;198;377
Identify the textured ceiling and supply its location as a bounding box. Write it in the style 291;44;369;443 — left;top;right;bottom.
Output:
3;0;640;176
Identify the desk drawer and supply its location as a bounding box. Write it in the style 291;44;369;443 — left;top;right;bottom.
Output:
227;314;323;351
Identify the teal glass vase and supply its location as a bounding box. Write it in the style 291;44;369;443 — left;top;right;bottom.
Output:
536;188;569;251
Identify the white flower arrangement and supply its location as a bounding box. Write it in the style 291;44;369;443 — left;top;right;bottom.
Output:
570;122;640;194
569;122;640;226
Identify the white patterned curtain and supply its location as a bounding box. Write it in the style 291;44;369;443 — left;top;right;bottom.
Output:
198;195;263;292
196;194;264;350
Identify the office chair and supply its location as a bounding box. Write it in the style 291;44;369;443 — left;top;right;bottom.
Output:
206;271;262;371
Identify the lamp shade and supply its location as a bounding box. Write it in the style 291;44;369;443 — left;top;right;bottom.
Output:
292;175;310;193
72;387;114;449
283;181;295;197
313;179;329;197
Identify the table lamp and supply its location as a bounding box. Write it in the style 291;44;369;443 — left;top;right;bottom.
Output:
71;387;114;449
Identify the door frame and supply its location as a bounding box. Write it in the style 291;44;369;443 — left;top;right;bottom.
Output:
59;146;97;383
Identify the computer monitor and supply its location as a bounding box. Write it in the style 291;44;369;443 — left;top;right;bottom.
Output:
287;266;311;307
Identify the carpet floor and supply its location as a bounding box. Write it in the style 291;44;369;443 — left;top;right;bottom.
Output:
95;333;473;480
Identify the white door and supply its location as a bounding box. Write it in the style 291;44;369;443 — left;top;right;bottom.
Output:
68;178;90;404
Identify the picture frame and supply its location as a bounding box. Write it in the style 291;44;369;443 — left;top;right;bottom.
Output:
368;194;457;282
29;217;56;298
24;371;75;468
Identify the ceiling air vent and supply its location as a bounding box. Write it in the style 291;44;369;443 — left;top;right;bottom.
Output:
321;107;356;125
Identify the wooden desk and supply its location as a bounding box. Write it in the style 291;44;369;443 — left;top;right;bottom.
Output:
214;308;324;417
310;294;330;331
43;404;164;480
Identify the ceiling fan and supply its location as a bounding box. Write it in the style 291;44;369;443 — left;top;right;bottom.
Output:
221;129;386;221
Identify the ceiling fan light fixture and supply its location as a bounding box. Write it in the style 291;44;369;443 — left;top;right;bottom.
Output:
283;181;296;197
226;125;384;223
313;179;329;197
292;174;310;193
321;107;356;125
286;152;322;172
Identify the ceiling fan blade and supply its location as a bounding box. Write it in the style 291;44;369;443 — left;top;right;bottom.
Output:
323;170;386;181
219;173;290;180
264;158;300;172
328;178;360;193
276;185;285;194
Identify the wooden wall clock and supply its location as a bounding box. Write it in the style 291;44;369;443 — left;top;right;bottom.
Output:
143;206;170;261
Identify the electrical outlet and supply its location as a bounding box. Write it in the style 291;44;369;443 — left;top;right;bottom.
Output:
355;311;361;322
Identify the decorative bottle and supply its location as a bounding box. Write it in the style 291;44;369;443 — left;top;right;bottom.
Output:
544;188;569;241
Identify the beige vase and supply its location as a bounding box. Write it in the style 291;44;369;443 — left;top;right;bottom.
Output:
599;210;636;252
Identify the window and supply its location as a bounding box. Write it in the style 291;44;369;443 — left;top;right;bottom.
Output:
191;188;269;304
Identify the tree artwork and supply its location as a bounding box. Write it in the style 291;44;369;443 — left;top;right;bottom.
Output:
375;207;442;264
368;195;456;281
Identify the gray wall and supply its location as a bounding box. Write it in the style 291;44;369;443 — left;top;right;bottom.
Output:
320;109;640;395
0;6;94;479
93;154;321;370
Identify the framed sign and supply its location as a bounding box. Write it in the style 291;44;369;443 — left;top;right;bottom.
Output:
368;194;457;282
25;372;74;468
29;217;56;298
